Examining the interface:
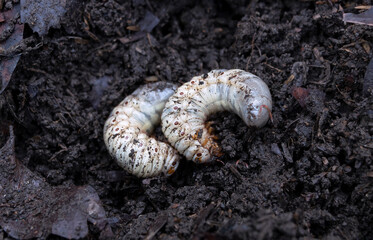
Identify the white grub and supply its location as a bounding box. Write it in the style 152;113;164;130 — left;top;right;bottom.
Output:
161;69;272;163
104;82;180;178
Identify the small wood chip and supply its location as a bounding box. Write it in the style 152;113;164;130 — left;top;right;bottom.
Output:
193;204;215;232
119;32;146;44
144;214;168;240
127;25;140;31
281;143;293;163
228;163;244;181
355;5;372;10
145;76;158;82
362;41;371;54
284;74;295;85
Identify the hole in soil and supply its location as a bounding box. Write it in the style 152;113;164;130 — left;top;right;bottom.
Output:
294;182;304;196
292;147;305;162
23;23;34;38
159;21;173;36
338;102;354;114
337;149;348;164
309;222;330;237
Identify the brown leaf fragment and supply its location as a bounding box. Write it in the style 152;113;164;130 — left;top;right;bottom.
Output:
0;125;113;239
292;87;310;107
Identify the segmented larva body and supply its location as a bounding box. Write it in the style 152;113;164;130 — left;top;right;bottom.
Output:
161;69;272;163
104;82;180;178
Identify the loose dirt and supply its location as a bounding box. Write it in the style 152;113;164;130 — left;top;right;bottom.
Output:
1;0;372;239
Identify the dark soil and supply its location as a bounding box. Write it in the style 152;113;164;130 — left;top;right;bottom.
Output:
1;0;372;239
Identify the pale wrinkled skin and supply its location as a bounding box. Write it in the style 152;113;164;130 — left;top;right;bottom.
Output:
161;69;272;163
104;82;180;178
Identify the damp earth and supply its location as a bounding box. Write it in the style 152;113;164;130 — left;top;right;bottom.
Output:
0;0;372;239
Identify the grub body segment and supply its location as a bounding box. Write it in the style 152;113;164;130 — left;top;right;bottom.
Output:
104;82;180;178
161;69;272;163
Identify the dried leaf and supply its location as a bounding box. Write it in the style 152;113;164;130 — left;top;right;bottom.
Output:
0;4;24;94
292;87;310;107
0;125;113;239
20;0;75;36
343;8;373;26
138;10;160;33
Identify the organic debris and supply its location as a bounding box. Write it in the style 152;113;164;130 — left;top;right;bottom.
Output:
138;10;160;33
343;7;373;26
20;0;75;36
0;4;24;94
90;76;111;108
119;10;159;45
0;126;113;239
364;57;373;96
292;87;310;107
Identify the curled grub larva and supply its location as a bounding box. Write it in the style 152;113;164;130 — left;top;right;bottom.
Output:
104;82;180;178
161;69;272;163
